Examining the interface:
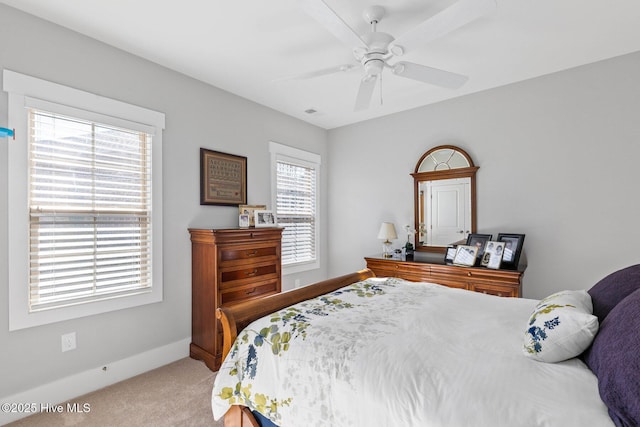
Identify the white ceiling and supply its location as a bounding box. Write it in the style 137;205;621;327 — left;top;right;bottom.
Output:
3;0;640;129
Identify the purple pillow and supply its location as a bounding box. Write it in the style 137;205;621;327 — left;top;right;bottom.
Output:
583;288;640;426
588;264;640;322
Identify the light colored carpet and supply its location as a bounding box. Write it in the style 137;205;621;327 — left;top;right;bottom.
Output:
7;358;224;427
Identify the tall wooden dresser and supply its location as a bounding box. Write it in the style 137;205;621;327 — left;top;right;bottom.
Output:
189;227;283;371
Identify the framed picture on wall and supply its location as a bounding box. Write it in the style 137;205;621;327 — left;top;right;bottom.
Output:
200;148;247;206
497;233;526;269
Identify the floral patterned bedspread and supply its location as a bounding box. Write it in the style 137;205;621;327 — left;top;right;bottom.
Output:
211;277;614;427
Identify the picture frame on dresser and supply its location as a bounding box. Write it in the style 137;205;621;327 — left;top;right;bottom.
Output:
465;233;492;263
238;204;266;227
444;246;457;265
255;210;276;227
497;233;525;270
453;245;478;267
482;241;505;269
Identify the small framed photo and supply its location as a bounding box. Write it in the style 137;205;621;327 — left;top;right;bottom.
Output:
481;241;505;269
238;205;266;227
444;245;457;265
497;233;526;269
254;210;276;227
465;233;492;265
466;233;492;254
453;245;478;267
239;214;250;228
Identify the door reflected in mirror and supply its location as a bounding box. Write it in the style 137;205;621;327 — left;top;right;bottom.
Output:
420;177;471;246
412;146;478;253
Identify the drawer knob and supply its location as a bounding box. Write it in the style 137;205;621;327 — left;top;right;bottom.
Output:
245;287;257;295
467;272;472;277
245;269;258;277
245;250;258;257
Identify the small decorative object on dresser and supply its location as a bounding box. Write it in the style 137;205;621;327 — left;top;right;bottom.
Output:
404;225;415;260
497;233;525;269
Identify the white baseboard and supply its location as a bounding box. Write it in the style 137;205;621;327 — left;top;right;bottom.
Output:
0;337;190;425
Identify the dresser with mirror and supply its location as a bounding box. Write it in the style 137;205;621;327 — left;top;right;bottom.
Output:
367;145;525;297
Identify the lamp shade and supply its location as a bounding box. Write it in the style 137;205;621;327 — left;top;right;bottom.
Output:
377;222;398;241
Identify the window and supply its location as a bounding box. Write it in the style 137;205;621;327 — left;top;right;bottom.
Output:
4;70;165;330
269;142;320;274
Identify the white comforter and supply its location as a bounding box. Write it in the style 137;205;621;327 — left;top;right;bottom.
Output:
212;277;613;427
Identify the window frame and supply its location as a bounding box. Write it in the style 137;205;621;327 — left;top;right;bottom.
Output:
269;141;321;275
4;70;165;331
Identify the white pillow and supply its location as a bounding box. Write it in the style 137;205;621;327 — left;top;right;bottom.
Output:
523;290;599;363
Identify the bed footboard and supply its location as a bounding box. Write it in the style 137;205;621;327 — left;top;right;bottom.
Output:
215;269;375;427
217;269;375;360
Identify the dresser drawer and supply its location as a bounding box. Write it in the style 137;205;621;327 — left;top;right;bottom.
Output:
366;258;431;282
221;280;279;305
430;265;517;284
220;263;278;286
471;283;519;298
220;245;278;263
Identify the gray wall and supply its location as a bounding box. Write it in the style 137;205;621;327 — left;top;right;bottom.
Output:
327;51;640;299
0;5;328;398
2;0;639;405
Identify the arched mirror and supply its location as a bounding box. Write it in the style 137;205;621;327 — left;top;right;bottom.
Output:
412;145;479;253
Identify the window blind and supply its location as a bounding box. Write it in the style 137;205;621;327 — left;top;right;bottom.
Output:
28;109;153;311
276;161;317;265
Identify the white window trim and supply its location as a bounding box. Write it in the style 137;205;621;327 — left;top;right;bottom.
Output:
269;141;321;275
4;70;165;330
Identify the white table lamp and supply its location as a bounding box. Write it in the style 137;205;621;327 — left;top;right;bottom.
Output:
377;222;398;258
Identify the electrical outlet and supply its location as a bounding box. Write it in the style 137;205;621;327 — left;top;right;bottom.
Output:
61;332;76;352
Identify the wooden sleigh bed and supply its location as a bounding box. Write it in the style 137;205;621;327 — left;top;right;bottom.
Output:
213;267;640;427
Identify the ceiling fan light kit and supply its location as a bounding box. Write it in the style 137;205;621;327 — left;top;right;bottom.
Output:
294;0;496;111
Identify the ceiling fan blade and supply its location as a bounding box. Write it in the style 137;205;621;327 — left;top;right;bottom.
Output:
298;0;368;50
274;63;358;82
393;62;468;89
354;75;378;111
390;0;496;53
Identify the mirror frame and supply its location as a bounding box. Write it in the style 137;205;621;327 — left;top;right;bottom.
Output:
411;145;479;253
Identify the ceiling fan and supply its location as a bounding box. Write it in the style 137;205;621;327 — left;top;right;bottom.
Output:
289;0;496;111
